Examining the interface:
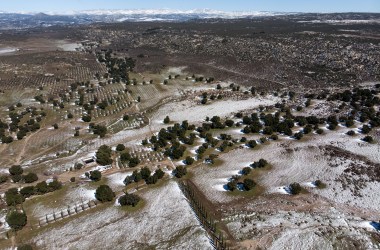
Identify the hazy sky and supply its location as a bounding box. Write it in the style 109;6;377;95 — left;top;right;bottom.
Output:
1;0;379;13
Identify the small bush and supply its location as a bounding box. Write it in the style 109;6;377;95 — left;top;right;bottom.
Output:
23;173;38;183
243;178;256;191
9;165;23;176
313;180;322;187
119;193;141;207
316;128;324;134
288;182;302;195
241;167;251;175
116;144;125;151
362;136;374;143
226;181;237;191
90;170;102;181
173;166;187;178
346;130;355;136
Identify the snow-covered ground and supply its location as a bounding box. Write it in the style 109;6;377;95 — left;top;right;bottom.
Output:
192;125;380;212
33;181;212;250
151;96;280;130
227;208;380;250
0;48;18;54
106;171;133;190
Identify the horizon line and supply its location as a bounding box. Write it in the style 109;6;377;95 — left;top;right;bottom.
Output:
0;8;379;16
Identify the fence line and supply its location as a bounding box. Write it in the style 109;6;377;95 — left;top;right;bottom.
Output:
178;181;229;250
37;200;98;227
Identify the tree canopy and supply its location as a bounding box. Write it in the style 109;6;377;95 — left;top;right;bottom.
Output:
95;185;115;202
118;193;141;207
6;210;27;231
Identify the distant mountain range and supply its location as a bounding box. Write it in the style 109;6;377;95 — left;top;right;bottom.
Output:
0;9;378;30
0;9;290;29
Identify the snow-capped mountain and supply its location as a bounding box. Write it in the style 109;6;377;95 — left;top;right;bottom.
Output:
0;9;288;30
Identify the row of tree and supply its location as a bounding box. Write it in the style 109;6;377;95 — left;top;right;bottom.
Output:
94;184;141;207
4;180;62;206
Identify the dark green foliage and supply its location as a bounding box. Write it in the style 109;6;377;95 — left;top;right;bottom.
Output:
116;144;125;151
303;125;312;134
123;114;129;121
5;188;24;206
90;170;102;181
0;175;7;184
361;125;371;134
96;145;113;166
140;167;151;180
294;132;303;140
11;175;22;183
263;126;273;135
239;137;247;143
173;166;187;178
82;115;92;122
246;140;257;148
9;165;23;176
23;173;38;183
131;170;142;182
118;193;140;207
270;134;279;140
362;136;374;143
20;186;35;198
145;175;158;185
74;163;83;170
120;152;131;162
95;185;115;202
35;181;49;194
154;168;165;179
313;180;322;187
67;113;73;119
347;130;355;136
123;176;133;186
128;157;140;168
205;154;218;164
241;167;251;175
48;180;62;191
251;159;268;168
289;182;302;195
225;119;234;127
316;128;324;134
164;144;186;160
70;177;75;182
184;156;194;165
327;124;336;130
163;116;170;124
243;178;256;191
226;181;237;191
2;136;14;143
93;124;107;138
6;210;27;231
345;119;354;127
